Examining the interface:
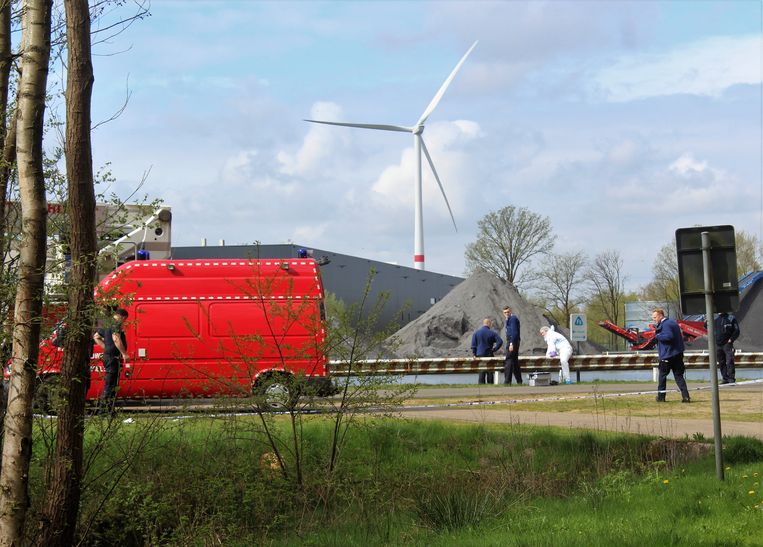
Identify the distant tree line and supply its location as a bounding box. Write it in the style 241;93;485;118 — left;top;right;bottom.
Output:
464;205;762;350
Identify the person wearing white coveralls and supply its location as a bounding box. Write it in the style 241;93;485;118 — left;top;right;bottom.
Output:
539;325;573;384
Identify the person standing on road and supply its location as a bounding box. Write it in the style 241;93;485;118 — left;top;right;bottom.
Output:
539;325;574;384
502;306;522;385
93;308;131;415
714;312;740;384
472;318;503;384
652;308;691;403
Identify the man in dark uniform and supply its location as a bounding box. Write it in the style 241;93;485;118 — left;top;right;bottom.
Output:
502;306;522;385
714;312;740;384
652;308;691;403
93;308;130;415
472;318;503;384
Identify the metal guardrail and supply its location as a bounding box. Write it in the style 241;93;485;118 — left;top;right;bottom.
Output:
330;352;763;375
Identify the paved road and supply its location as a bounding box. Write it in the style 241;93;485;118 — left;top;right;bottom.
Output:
399;382;763;440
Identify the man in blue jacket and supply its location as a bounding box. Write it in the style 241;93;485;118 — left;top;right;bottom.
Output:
651;308;691;403
714;312;740;384
502;306;522;385
472;318;503;384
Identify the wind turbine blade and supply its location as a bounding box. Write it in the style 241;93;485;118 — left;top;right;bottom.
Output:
416;41;478;127
420;138;457;232
304;119;412;133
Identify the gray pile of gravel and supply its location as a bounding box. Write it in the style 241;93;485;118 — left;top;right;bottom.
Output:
680;276;763;352
729;277;763;352
388;268;601;358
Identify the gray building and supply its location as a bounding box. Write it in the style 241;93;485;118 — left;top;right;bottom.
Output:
171;244;465;329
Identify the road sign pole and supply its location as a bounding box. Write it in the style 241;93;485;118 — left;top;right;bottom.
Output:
702;231;724;481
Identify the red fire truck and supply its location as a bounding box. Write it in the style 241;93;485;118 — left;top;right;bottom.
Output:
16;258;331;408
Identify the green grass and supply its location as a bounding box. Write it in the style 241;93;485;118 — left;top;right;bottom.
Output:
26;415;763;546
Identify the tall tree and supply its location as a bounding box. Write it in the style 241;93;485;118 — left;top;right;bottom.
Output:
588;250;627;348
38;0;96;544
0;1;18;372
464;205;555;287
642;232;761;307
735;230;762;277
0;0;14;248
640;241;679;306
534;250;588;327
0;0;53;544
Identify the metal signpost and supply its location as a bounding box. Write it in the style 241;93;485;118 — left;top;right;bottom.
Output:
569;314;587;380
676;225;738;481
701;232;724;480
569;314;587;342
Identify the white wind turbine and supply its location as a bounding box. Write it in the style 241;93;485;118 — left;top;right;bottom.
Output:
305;41;478;271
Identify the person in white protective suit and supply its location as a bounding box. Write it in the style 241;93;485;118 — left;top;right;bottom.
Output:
539;325;574;384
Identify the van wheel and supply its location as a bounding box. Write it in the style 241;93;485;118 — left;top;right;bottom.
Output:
34;374;62;415
255;373;297;411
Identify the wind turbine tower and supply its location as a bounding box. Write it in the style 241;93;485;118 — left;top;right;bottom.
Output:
306;41;478;271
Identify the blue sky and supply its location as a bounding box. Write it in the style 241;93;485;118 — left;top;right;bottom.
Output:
88;0;762;290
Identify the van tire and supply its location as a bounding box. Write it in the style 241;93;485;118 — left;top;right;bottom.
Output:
255;373;297;411
35;374;62;415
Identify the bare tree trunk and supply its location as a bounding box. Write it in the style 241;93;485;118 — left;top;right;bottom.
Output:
38;0;95;544
0;0;13;238
0;101;16;263
0;1;17;392
0;1;53;545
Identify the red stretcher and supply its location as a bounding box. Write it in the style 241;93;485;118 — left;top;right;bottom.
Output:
597;320;707;351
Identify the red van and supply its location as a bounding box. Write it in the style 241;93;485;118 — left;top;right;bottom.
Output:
10;259;331;407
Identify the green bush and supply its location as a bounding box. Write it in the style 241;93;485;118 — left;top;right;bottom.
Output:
723;436;763;464
415;480;497;531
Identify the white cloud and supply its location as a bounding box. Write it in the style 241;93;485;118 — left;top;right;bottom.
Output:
595;34;761;102
462;60;535;93
221;150;258;185
606;152;740;215
450;120;481;140
371;120;482;222
277;102;348;176
607;139;643;167
219;148;299;196
669;153;709;177
252;175;299;197
292;223;328;242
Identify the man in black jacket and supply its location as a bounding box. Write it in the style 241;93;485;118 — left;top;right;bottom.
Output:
714;312;740;384
471;318;503;384
93;308;130;415
502;306;522;385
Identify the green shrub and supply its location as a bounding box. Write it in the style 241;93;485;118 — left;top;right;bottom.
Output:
723;436;763;464
415;481;496;531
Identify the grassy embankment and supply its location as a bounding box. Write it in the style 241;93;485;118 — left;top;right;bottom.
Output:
27;413;763;546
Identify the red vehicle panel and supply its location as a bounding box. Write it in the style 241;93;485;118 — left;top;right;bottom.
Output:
598;318;708;351
28;259;329;400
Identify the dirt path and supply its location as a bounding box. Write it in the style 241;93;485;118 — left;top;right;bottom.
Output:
398;382;763;440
